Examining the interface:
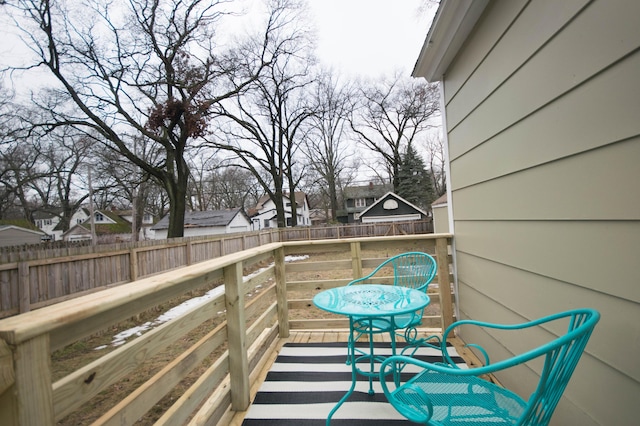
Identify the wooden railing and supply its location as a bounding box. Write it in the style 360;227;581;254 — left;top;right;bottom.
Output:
0;233;452;425
0;220;433;318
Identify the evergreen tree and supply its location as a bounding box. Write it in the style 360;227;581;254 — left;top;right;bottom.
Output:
396;143;436;210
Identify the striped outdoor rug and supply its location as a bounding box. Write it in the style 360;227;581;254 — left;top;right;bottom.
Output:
242;341;466;426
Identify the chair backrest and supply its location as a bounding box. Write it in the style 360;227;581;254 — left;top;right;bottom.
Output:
351;252;437;291
440;309;599;425
517;309;599;425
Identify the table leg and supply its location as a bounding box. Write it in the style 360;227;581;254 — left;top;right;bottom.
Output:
326;317;359;425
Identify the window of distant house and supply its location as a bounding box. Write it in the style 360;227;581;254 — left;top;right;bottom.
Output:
95;213;104;222
264;219;269;228
286;217;292;226
143;214;152;222
77;218;83;224
286;202;291;207
355;198;366;208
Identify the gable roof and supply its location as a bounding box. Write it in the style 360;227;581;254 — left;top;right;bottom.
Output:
151;208;248;231
358;192;428;218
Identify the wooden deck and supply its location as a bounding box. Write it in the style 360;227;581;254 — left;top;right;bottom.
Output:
227;329;490;425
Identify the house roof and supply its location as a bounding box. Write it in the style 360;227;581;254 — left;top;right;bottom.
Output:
0;224;46;237
431;192;448;207
343;183;393;199
0;219;41;231
33;207;90;221
151;208;248;230
413;0;489;81
63;210;133;237
358;192;428;218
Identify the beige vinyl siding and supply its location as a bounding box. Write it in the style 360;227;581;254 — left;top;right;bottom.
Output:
439;0;640;425
446;0;640;161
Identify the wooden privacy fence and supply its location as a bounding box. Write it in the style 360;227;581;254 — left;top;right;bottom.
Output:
0;220;433;318
0;233;453;425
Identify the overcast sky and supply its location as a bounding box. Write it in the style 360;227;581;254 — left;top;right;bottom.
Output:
307;0;438;79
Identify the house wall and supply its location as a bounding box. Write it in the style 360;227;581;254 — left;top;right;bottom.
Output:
431;204;449;234
227;214;251;233
0;228;43;247
436;0;639;424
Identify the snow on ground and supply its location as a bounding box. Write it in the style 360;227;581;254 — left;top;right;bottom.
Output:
94;255;309;350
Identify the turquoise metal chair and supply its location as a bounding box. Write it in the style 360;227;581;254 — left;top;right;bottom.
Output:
348;251;437;333
379;308;600;425
346;252;439;393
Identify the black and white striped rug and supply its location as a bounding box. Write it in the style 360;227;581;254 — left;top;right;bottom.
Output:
242;341;466;425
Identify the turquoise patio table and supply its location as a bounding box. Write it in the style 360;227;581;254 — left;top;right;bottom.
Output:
313;284;430;425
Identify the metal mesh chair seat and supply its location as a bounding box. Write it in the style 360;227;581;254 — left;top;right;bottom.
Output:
380;309;600;426
390;369;526;425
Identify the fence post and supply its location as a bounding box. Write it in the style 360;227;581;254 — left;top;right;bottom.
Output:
224;261;250;411
350;242;362;279
274;247;289;338
435;236;454;330
185;241;192;266
18;261;30;313
129;248;138;282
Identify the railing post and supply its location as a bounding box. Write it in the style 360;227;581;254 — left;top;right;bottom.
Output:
274;247;289;338
224;261;250;411
350;242;362;279
13;334;55;424
435;237;454;330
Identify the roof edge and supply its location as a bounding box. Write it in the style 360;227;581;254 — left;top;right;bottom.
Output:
412;0;489;82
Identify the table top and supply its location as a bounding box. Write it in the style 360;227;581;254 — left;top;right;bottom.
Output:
313;284;430;317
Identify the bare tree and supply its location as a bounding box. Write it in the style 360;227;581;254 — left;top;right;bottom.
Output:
304;70;356;221
350;74;440;190
31;129;97;232
4;0;291;237
211;0;315;228
424;133;447;196
0;138;42;220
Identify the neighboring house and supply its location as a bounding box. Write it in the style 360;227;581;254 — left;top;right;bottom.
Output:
151;208;251;239
309;208;328;226
0;225;46;247
430;193;449;234
110;209;156;240
338;182;393;223
250;192;311;230
63;210;134;243
357;192;428;224
414;1;638;424
33;208;90;241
